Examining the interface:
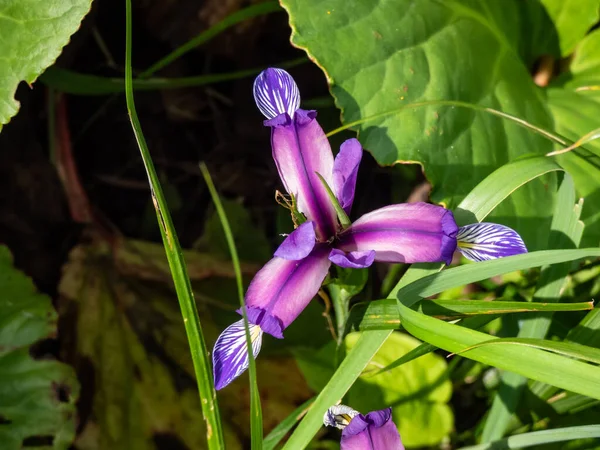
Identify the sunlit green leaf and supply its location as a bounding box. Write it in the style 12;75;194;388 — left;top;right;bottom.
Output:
0;0;91;129
281;0;557;249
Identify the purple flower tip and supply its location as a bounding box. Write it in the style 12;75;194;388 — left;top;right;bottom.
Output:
457;222;527;262
239;306;285;339
324;405;405;450
253;68;300;120
212;319;263;390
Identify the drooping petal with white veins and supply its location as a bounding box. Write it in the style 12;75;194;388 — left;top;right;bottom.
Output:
212;320;263;390
253;68;300;120
457;222;527;262
333;138;362;214
266;109;338;239
336;203;458;265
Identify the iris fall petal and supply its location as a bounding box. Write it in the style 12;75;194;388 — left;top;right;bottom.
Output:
457;222;527;261
336;203;458;265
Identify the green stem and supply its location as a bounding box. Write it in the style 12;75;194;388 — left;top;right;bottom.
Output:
124;1;224;448
199;163;263;448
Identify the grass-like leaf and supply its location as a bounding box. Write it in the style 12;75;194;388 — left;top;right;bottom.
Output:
459;425;600;450
396;301;600;400
124;1;224;447
199;163;263;448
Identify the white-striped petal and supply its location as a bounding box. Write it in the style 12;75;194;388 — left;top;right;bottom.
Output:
253;68;300;119
323;404;360;430
212;319;263;390
457;222;527;262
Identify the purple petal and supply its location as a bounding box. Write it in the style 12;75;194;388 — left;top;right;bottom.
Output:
333;138;362;214
274;221;316;260
240;306;284;339
342;408;404;450
267;109;338;239
253;68;300;120
336;203;458;265
244;245;331;332
457;222;528;262
329;248;375;269
212;320;263;390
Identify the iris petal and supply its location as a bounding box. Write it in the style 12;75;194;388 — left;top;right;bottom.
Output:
341;408;404;450
212;320;263;390
274;221;316;260
336;203;458;265
457;222;527;262
333;138;362;214
253;68;300;120
329;248;375;269
245;245;332;331
267;109;338;239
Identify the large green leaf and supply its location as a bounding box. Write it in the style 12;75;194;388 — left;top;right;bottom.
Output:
0;0;92;129
539;0;600;56
0;246;79;449
547;28;600;246
281;0;557;249
295;332;453;447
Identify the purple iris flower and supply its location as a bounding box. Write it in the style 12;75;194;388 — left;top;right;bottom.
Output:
212;68;528;390
324;405;405;450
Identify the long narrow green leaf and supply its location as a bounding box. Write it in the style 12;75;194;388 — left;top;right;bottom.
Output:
346;298;592;331
263;398;314;450
374;315;498;376
140;2;282;77
124;2;224;448
459;425;600;450
282;263;441;449
481;174;583;442
199;163;262;448
455;337;600;365
396;302;600;400
282;330;392;449
530;308;600;400
396;249;600;308
41;57;307;95
453;157;563;225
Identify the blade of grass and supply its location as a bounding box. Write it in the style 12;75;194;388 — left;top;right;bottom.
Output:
346;298;593;330
140;2;282;77
41;57;307;95
452;337;600;364
480;174;582;442
459;425;600;450
263;398;314;450
396;301;600;400
124;2;224;447
282;262;442;449
199;163;263;448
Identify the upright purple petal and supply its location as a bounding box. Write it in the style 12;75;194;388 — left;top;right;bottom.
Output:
336;203;458;265
457;222;528;262
267;109;338;239
244;245;332;332
329;248;375;269
333;138;362;214
212;320;263;390
341;408;404;450
253;68;300;119
274;221;316;260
